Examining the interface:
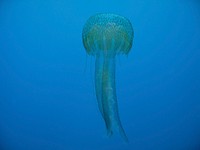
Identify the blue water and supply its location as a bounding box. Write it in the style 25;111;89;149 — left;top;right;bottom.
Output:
0;1;200;150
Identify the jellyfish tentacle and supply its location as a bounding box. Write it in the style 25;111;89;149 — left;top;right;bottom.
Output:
95;52;104;118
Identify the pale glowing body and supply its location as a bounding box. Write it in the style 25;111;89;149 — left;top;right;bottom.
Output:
82;13;134;142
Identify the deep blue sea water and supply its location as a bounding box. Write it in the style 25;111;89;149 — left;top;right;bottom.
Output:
0;0;200;150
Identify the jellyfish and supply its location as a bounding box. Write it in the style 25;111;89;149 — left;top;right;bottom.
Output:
82;13;134;142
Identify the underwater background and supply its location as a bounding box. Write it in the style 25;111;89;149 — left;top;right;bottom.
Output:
0;0;200;150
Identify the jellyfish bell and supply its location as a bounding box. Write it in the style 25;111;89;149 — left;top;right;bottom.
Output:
82;13;134;56
82;13;134;142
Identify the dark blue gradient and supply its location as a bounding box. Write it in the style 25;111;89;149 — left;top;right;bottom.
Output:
0;0;200;150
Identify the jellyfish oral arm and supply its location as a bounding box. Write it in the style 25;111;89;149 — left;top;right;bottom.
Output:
95;52;128;142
